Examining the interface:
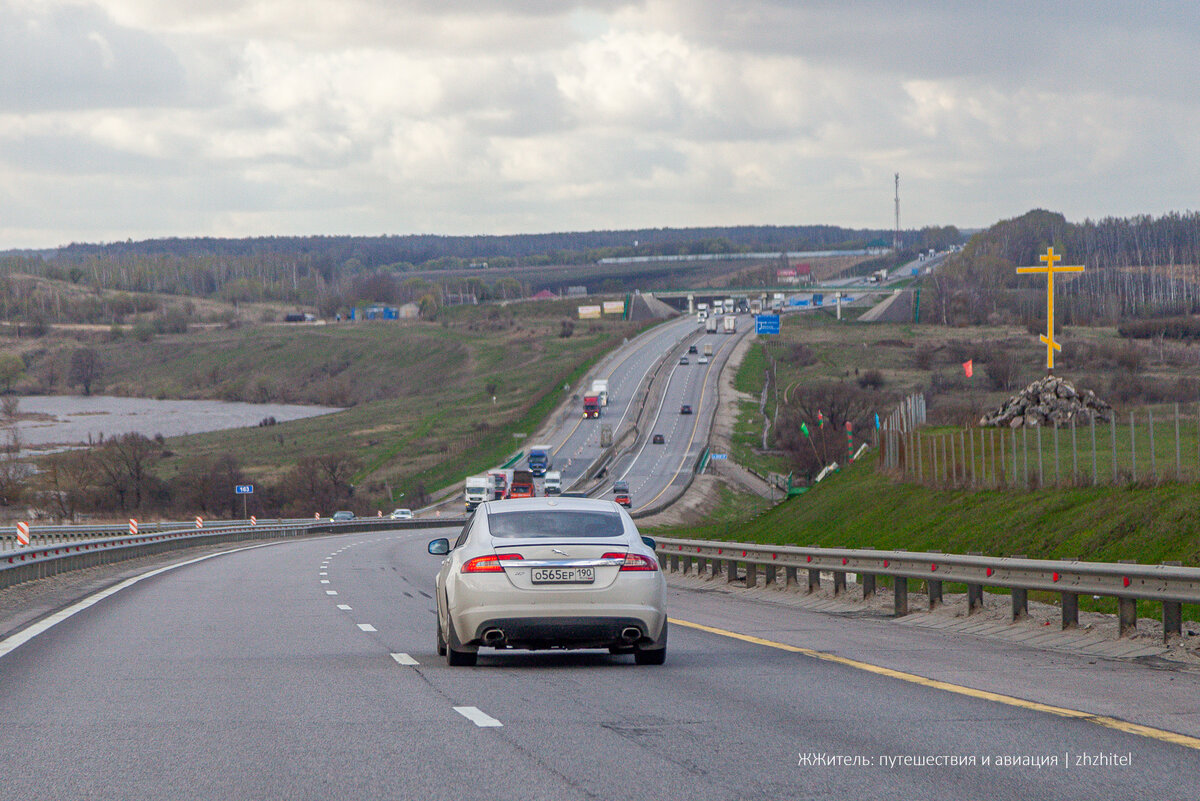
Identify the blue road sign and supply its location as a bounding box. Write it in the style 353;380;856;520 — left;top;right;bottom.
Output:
755;314;780;335
235;484;254;494
710;453;728;460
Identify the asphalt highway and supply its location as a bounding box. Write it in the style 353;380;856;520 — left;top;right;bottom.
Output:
1;529;1195;801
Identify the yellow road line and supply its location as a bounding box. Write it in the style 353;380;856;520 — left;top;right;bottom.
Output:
669;617;1200;752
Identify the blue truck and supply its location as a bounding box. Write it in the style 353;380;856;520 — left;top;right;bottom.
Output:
527;444;552;477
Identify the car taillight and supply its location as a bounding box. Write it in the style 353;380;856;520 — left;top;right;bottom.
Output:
602;552;659;571
462;553;522;573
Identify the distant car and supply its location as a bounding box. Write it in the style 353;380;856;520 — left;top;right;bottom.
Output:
688;344;698;354
332;510;355;522
427;497;667;666
612;480;629;494
679;356;689;365
698;355;709;364
680;404;693;414
389;508;413;520
615;493;632;508
652;433;665;444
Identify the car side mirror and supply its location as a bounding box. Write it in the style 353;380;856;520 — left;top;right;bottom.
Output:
428;538;450;555
640;536;656;551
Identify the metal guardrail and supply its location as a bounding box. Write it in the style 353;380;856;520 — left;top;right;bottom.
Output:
0;517;466;591
655;537;1200;643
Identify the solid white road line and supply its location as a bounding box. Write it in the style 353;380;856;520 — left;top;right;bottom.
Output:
357;623;377;632
337;604;352;610
320;580;330;584
325;590;338;595
454;706;503;728
390;653;419;666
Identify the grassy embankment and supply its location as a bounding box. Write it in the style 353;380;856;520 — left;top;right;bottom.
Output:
648;311;1200;618
90;299;655;507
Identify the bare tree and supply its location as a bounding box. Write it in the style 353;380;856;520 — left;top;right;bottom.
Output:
68;348;103;396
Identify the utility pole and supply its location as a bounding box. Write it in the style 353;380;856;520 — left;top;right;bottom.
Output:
893;173;901;252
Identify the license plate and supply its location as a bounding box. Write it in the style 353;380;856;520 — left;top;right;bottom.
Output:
531;567;595;584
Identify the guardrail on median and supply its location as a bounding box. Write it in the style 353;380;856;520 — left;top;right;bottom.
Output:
0;517;466;591
654;536;1200;644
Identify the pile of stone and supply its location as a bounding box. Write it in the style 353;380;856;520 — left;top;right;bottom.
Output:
979;375;1113;428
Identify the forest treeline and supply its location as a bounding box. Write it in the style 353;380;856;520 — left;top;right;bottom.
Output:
928;209;1200;326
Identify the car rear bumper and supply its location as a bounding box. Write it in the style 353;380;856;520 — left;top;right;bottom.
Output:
468;615;663;649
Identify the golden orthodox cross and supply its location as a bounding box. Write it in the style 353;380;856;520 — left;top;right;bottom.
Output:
1016;246;1084;370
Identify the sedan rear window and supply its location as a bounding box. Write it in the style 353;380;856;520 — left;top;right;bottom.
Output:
487;510;625;539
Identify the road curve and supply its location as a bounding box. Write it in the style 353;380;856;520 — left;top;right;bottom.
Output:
0;530;1195;801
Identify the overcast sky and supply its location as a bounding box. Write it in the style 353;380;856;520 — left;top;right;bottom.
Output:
2;0;1198;249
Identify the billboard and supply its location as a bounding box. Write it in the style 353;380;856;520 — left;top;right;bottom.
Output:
602;301;625;315
577;305;602;319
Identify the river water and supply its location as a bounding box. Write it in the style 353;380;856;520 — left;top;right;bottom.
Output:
6;395;341;452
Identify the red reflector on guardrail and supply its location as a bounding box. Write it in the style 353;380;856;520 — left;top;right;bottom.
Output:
806;555;812;563
1123;576;1131;587
986;568;993;576
1053;572;1060;582
842;558;848;566
883;560;890;568
931;564;938;572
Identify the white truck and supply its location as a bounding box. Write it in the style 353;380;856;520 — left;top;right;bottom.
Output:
723;315;737;334
590;379;609;407
543;470;562;495
705;315;719;334
464;475;491;511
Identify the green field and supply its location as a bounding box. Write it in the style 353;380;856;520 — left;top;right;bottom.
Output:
125;301;656;507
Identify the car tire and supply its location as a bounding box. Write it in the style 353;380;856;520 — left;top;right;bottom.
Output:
634;620;667;666
436;619;447;657
445;616;477;667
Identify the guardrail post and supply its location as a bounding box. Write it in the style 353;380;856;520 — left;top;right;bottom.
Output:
966;551;983;613
861;573;875;599
785;566;798;588
833;571;845;596
670;554;679;573
745;561;757;587
764;564;776;586
681;555;691;575
726;559;738;583
1118;597;1138;637
1010;555;1027;621
807;568;820;594
1061;592;1078;629
928;580;942;609
1118;559;1137;637
1163;561;1182;642
893;578;908;617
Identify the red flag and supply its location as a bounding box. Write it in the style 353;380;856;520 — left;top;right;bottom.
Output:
963;359;973;378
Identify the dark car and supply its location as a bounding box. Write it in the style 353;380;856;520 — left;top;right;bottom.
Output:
332;510;355;522
652;433;665;444
688;344;698;354
612;480;629;494
680;404;693;414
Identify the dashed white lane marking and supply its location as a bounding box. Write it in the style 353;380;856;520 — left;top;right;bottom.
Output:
319;572;327;576
454;706;503;728
337;604;352;610
390;653;419;666
326;590;338;595
357;623;377;632
320;580;330;584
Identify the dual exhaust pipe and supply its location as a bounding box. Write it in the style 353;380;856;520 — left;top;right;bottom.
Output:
480;626;642;645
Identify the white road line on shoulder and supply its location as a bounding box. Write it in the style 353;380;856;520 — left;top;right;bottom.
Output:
390;653;419;666
325;590;338;595
454;706;503;728
320;579;330;584
0;542;280;661
357;623;377;632
337;604;352;610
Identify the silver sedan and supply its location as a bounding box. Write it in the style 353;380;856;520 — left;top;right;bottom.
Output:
428;497;667;666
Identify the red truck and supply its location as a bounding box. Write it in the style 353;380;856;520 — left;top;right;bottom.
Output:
583;394;601;418
506;469;536;499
